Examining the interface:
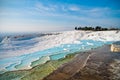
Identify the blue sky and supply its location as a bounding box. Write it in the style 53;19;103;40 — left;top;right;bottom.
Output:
0;0;120;32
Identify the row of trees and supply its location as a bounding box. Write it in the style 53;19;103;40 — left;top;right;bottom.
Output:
75;26;120;31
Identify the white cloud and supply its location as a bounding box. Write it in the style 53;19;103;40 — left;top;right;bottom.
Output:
89;7;109;12
34;2;117;19
68;6;80;11
35;2;56;12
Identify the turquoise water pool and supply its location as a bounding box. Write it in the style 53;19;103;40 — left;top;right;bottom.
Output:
0;40;114;73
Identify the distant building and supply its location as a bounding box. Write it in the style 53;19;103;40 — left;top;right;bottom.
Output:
111;41;120;52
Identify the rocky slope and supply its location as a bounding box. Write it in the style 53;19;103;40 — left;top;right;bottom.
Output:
43;45;120;80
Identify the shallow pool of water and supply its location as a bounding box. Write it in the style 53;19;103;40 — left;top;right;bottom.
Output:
0;40;114;74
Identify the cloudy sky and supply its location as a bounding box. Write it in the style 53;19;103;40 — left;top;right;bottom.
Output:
0;0;120;32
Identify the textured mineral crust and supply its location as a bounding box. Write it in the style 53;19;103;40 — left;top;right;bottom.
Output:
43;45;120;80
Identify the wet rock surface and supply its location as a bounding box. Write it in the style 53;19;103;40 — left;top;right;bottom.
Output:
43;45;120;80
